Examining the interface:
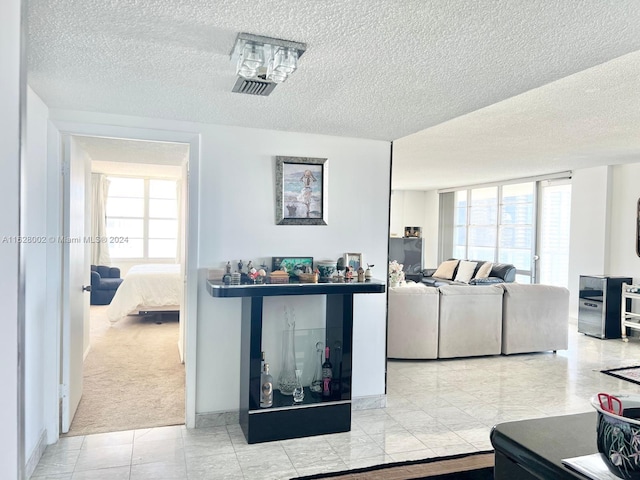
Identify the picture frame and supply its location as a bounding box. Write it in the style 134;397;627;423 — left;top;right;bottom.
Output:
272;257;314;279
344;253;364;272
275;156;328;225
404;226;421;238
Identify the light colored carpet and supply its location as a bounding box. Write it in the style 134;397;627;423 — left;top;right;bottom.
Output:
65;306;185;436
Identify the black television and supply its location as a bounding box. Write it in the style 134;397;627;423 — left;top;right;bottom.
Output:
389;237;423;274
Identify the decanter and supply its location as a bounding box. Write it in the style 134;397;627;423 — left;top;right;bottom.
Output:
310;341;324;394
277;306;298;395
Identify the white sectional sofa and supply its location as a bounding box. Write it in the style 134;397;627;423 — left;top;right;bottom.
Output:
387;284;439;359
437;284;504;359
387;282;570;359
500;283;569;355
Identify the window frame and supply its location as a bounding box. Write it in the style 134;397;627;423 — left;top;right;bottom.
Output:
106;175;179;261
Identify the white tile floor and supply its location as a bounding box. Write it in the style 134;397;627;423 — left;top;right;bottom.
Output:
32;321;640;479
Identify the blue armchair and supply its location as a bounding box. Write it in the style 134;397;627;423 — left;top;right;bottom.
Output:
90;265;123;305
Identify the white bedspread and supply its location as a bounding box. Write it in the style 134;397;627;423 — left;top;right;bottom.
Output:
106;264;182;323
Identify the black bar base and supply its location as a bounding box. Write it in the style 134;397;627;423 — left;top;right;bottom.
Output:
245;403;351;444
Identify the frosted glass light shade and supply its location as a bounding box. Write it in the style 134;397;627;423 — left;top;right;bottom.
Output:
237;42;264;78
231;33;306;84
267;47;298;83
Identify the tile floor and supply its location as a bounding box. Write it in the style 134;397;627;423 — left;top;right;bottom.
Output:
32;321;640;479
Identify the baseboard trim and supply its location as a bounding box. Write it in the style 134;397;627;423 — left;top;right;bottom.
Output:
25;429;47;480
195;410;239;428
352;394;387;410
194;396;386;429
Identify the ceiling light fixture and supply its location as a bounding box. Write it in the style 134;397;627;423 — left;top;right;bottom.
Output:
231;33;306;85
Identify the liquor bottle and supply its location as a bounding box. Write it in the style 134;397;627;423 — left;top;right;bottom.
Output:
322;346;333;397
260;363;273;408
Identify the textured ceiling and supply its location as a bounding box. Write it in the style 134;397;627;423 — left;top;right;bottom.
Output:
393;49;640;190
76;136;187;177
27;1;640;190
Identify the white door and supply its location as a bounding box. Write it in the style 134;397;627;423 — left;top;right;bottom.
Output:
178;158;189;363
60;135;91;433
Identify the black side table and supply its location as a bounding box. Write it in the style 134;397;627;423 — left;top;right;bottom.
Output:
491;412;598;479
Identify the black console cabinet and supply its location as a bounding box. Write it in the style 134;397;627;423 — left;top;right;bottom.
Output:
207;279;385;443
578;275;632;339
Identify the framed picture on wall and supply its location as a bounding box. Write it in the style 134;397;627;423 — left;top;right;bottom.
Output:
275;156;328;225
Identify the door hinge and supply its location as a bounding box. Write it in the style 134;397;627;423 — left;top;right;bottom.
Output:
59;384;69;399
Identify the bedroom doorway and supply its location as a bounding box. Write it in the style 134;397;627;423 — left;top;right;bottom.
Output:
60;134;192;436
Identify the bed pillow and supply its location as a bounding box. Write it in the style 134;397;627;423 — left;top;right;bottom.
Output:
432;260;459;280
454;260;478;284
474;262;493;279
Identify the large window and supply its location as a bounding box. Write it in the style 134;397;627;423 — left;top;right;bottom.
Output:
443;178;570;285
106;177;178;259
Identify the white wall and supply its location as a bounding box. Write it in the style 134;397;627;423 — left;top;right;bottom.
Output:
567;166;612;317
46;109;391;416
194;125;390;412
390;190;426;237
389;190;404;237
24;88;50;471
390;190;440;267
608;162;640;290
423;191;439;267
0;0;22;476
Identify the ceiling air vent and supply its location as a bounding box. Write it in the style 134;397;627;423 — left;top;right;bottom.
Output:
232;77;276;96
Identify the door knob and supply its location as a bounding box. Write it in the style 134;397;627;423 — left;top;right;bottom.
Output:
82;285;91;292
533;255;540;261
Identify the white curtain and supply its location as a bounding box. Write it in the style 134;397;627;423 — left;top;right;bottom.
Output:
91;173;111;265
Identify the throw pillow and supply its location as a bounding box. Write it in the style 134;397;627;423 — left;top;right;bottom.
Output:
432;260;459;280
474;262;493;279
454;260;478;284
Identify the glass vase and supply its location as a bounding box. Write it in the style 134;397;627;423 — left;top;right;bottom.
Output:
310;341;323;394
277;306;298;395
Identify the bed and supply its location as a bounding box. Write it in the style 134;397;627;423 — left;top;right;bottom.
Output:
106;264;182;323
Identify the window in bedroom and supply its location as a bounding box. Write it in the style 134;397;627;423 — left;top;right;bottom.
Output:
106;177;178;259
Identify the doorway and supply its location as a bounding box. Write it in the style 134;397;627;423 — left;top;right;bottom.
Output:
64;135;189;436
51;124;200;440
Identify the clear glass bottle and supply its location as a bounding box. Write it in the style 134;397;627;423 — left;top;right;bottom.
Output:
277;306;298;395
293;369;304;403
322;346;333;397
310;341;323;394
260;363;273;408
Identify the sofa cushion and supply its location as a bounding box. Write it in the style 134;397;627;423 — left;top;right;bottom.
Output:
437;284;503;358
432;260;459;280
454;260;477;284
388;284;439;359
474;262;492;279
499;283;569;355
